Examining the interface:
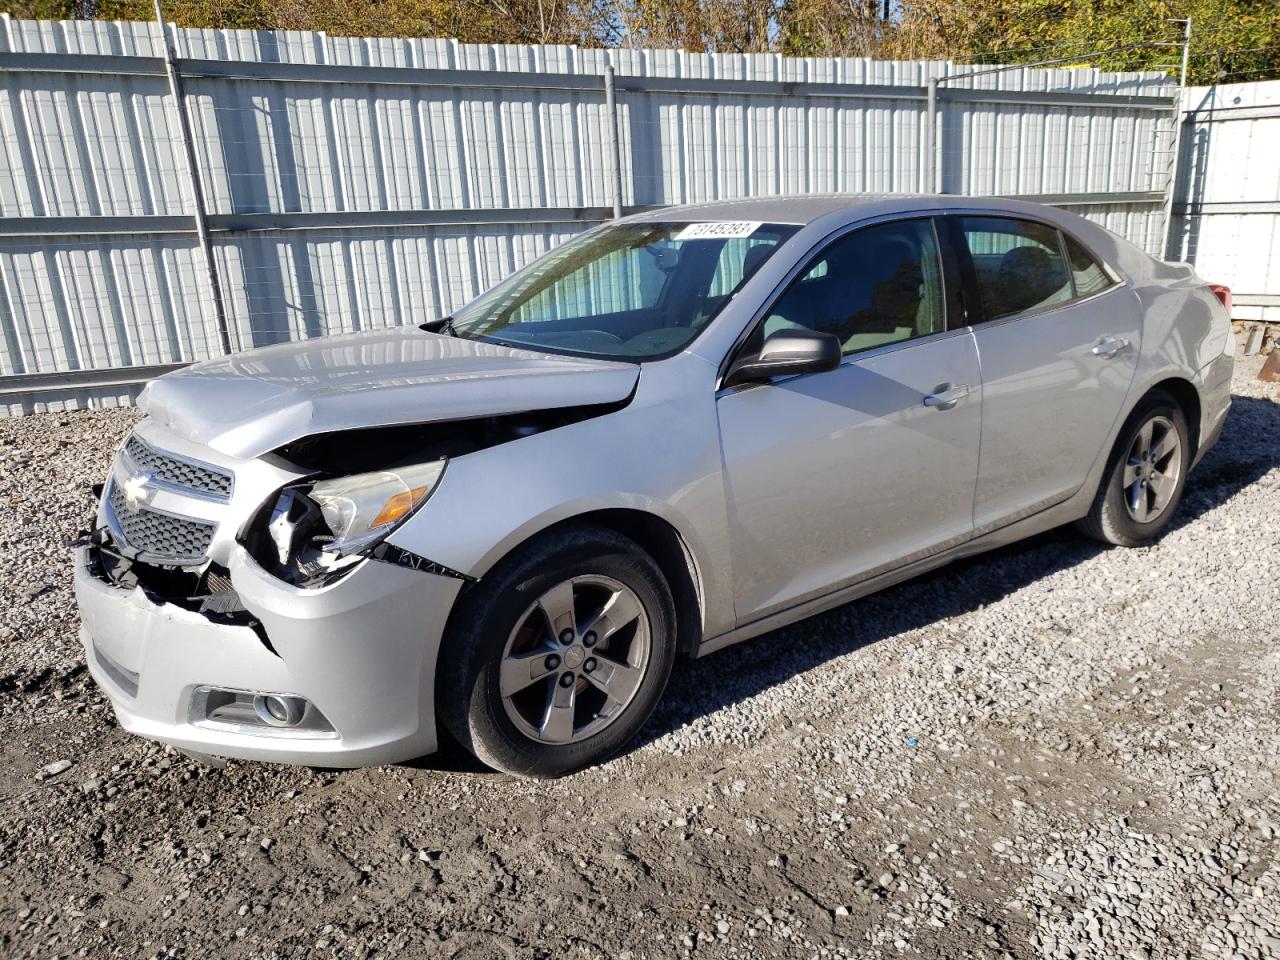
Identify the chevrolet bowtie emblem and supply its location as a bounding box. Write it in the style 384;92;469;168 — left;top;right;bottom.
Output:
122;471;155;510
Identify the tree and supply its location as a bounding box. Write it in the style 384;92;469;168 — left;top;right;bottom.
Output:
612;0;777;53
1;0;1276;82
779;0;891;59
881;0;1279;85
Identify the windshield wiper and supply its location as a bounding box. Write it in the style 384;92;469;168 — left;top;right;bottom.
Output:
419;316;457;336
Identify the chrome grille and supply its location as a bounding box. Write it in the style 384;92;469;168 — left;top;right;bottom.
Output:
107;481;217;566
123;434;232;500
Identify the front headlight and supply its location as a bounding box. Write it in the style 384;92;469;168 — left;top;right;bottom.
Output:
247;459;448;587
308;459;446;558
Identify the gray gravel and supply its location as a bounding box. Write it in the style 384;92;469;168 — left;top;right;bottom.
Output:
1;354;1277;959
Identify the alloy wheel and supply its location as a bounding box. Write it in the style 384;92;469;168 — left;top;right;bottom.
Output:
1122;414;1182;524
499;575;651;744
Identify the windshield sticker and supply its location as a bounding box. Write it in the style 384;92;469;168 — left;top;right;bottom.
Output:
673;221;763;241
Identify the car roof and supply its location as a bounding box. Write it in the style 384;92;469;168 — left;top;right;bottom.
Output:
622;192;1158;290
625;193;1076;228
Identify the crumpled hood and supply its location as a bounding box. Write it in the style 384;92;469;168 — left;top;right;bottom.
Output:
140;328;640;460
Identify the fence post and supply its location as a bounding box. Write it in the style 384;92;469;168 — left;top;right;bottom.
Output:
926;77;940;193
1160;18;1192;261
153;0;233;355
603;64;624;218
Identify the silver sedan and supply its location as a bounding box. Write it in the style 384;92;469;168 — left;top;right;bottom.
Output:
75;195;1235;775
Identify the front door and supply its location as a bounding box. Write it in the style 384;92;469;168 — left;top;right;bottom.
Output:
716;218;983;624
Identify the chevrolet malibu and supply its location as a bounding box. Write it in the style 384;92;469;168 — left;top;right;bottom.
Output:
75;195;1234;776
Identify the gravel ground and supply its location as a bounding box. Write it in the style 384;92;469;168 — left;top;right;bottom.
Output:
1;355;1277;960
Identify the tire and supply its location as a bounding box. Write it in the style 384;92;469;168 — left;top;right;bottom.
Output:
437;524;676;777
1076;389;1191;547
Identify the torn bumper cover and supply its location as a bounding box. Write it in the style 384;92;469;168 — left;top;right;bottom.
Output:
75;544;465;767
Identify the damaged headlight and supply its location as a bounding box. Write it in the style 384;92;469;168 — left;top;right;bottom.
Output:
309;460;446;558
257;459;446;584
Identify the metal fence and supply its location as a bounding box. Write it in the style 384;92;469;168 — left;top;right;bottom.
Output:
1170;79;1280;326
0;15;1182;414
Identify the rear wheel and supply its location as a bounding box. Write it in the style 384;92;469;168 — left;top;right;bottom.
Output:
1077;390;1190;547
438;525;676;777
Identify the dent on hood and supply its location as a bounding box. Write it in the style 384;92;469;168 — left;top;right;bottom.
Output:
136;328;641;460
269;401;634;476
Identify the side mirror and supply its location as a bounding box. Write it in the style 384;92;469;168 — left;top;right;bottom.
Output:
723;329;842;387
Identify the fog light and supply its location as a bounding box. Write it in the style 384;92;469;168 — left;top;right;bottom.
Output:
253;694;307;727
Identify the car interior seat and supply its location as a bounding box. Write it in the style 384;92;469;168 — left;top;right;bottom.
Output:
995;245;1070;316
739;243;774;285
841;236;922;353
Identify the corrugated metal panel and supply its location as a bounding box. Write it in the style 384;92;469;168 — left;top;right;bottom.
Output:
1;14;1184;413
0;234;219;372
211;223;583;349
1172;80;1280;322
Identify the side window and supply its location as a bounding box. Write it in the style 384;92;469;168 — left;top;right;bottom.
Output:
1063;234;1114;298
959;217;1072;321
761;219;945;356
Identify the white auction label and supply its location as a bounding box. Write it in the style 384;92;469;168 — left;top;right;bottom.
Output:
673;221;763;241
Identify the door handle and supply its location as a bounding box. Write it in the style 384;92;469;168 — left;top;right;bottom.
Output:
922;383;971;410
1091;336;1129;359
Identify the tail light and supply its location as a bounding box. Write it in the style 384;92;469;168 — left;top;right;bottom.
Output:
1209;284;1232;316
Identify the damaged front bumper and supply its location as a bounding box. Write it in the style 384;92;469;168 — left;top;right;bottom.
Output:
76;543;464;767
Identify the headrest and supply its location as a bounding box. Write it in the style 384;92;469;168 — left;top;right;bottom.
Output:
875;237;920;273
740;244;773;281
998;245;1058;302
999;245;1052;279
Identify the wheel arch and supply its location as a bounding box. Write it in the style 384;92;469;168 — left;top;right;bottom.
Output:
1144;375;1202;457
453;507;705;658
1074;371;1204;530
572;509;704;658
1075;373;1201;546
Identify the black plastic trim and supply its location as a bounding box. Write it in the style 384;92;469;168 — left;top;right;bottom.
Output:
367;543;476;581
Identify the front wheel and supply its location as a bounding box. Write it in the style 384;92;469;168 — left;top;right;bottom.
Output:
1077;389;1190;547
437;525;676;777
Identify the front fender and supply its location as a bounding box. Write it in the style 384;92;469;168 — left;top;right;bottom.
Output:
385;354;737;640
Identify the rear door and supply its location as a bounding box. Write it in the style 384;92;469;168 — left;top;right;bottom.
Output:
947;215;1142;531
716;217;983;623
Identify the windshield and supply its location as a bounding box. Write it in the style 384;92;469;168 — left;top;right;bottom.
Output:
448;221;800;361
